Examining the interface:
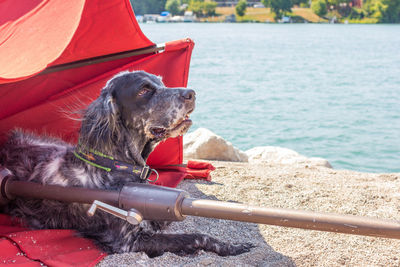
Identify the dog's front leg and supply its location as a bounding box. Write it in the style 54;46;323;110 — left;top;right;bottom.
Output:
134;231;254;257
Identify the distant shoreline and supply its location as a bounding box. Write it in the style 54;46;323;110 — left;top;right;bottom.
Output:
140;20;390;24
138;7;389;25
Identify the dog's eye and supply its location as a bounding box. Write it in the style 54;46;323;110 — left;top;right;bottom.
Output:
137;88;152;97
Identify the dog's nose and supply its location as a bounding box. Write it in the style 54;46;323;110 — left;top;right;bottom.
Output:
181;89;196;101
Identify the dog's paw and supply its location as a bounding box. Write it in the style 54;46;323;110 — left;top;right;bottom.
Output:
218;242;255;256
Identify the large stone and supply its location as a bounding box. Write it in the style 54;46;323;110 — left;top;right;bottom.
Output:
246;146;332;168
183;128;248;162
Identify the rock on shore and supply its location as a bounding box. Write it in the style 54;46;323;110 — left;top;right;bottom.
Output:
184;128;332;168
246;146;332;168
183;128;248;162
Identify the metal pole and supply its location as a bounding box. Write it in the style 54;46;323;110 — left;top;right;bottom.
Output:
4;180;120;207
2;173;400;239
181;198;400;239
40;43;165;75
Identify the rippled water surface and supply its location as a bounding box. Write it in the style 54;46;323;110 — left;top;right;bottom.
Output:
140;23;400;173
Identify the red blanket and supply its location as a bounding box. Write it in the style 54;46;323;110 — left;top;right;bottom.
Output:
0;215;106;266
0;161;215;266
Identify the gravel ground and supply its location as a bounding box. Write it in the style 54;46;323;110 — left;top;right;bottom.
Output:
98;161;400;266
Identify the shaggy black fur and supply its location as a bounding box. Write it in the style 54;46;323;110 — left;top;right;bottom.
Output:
0;71;253;257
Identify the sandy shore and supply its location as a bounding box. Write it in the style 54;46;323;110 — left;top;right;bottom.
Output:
98;161;400;266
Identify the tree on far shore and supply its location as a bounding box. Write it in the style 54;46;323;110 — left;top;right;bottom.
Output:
236;0;248;17
311;0;327;17
130;0;167;15
292;0;309;7
166;0;181;15
262;0;293;19
203;1;217;16
364;0;400;23
188;0;217;17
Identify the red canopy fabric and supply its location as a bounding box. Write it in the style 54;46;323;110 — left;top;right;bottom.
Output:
0;0;153;84
0;214;106;266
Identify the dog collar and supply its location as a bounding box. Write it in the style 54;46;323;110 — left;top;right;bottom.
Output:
73;149;158;182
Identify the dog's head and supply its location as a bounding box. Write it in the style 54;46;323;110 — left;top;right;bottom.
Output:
103;71;195;141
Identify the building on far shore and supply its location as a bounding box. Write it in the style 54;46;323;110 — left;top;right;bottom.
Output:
183;11;197;22
142;14;158;23
214;0;263;7
140;11;197;23
225;14;236;22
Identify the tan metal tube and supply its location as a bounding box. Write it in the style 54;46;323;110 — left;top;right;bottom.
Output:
2;174;400;240
181;198;400;239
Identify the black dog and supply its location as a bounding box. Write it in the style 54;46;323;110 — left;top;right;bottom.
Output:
0;71;253;257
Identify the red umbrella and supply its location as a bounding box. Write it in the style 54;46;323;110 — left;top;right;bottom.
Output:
0;1;205;265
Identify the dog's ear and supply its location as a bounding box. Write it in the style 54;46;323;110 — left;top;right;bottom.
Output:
102;77;120;116
103;87;121;132
79;83;122;151
106;94;117;115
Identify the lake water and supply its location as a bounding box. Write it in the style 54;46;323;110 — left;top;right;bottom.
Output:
140;23;400;173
